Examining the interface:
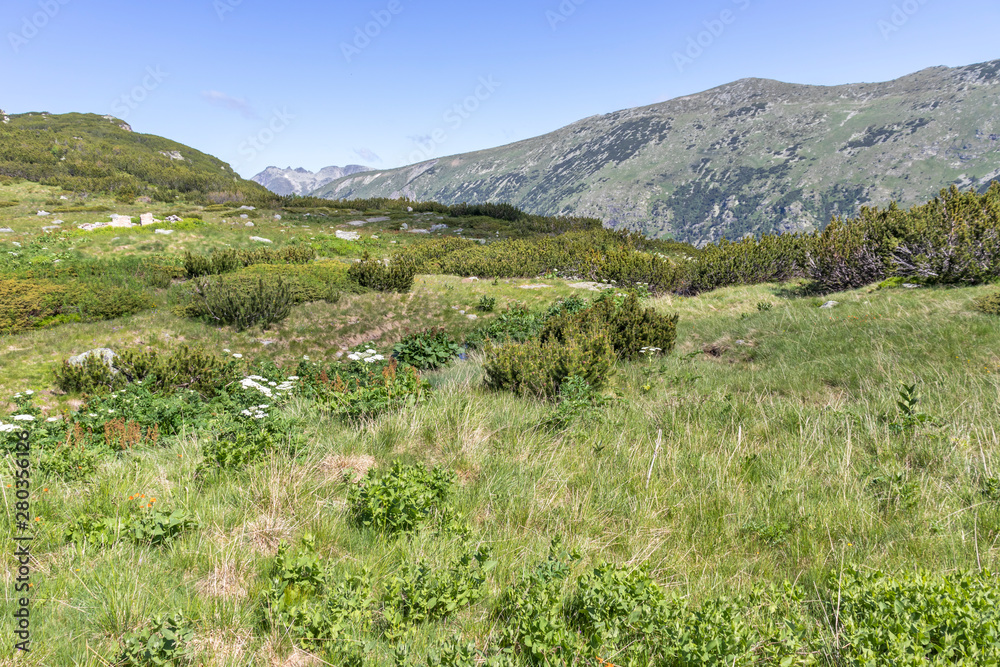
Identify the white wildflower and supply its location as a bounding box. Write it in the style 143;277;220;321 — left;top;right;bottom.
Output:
233;353;243;359
13;415;34;421
287;376;300;381
0;424;16;433
46;417;59;423
223;349;231;353
24;390;34;396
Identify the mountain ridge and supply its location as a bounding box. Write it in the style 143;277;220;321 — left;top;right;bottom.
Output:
313;59;1000;243
252;164;372;196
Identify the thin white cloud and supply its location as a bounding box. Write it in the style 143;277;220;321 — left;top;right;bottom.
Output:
201;90;259;119
353;147;382;163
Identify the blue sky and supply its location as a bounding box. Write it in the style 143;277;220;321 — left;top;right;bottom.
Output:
2;0;998;178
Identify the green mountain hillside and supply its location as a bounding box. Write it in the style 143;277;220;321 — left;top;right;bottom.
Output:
0;110;273;203
314;59;1000;244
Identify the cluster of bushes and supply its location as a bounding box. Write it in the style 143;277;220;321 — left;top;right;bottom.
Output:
398;229;688;294
183;245;315;278
55;345;240;397
483;293;678;398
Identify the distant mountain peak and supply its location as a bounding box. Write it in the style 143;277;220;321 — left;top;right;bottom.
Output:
251;164;373;196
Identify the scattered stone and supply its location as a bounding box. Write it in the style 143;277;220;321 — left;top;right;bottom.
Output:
159;150;183;160
347;220;368;226
249;236;273;243
336;230;361;241
41;226;60;232
59;195;68;200
245;222;254;227
820;301;839;309
51;219;63;225
467;314;478;320
140;212;156;226
400;223;408;230
274;214;282;220
260;339;276;346
154;229;174;235
408;228;430;234
240;214;249;220
520;284;551;290
239;206;256;211
902;283;923;289
407;207;413;212
366;216;390;223
36;210;50;216
0;227;13;233
68;348;116;369
430;223;448;232
569;281;612;291
109;214;133;228
461;277;480;283
165;215;182;222
78;222;110;231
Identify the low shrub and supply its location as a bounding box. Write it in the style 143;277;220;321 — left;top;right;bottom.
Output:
189;275;293;331
0;278;69;334
66;498;198;548
542;292;678;361
973;290;1000;316
55;346;238;398
347;461;457;534
483;329;615;399
183;245;316;279
393;328;462;371
348;252;416;292
198;410;298;473
476;294;497;312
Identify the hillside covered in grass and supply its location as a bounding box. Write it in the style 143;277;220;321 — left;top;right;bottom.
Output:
0;111;274;204
1;180;1000;665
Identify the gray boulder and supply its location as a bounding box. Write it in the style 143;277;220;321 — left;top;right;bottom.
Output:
820;301;839;309
68;348;116;369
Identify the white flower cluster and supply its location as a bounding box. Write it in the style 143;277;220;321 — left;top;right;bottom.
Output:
0;423;17;433
12;390;34;399
640;346;663;355
239;375;296;399
348;348;385;364
241;404;270;420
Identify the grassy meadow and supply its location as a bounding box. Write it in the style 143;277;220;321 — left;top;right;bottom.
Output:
1;181;999;665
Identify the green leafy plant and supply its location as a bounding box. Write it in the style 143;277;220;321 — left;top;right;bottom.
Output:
318;358;430;420
465;304;543;349
476;294;497;312
886;382;939;432
393;328;462;371
546;375;616;430
347;461;457;534
867;471;919;514
383;546;496;628
117;612;195;667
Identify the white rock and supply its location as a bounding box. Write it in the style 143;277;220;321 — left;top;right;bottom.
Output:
154;229;174;235
140;212;155;226
239;205;256;210
274;214;282;220
36;210;50;216
109;214;133;228
0;227;13;233
347;220;368;226
467;314;478;320
240;214;249;219
250;236;273;243
165;215;182;222
245;221;255;227
820;301;839;309
407;207;413;212
59;195;68;200
68;348;116;368
336;230;361;241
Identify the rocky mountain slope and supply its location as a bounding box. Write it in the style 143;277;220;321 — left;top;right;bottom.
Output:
252;165;371;196
0;111;272;202
313;60;1000;243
